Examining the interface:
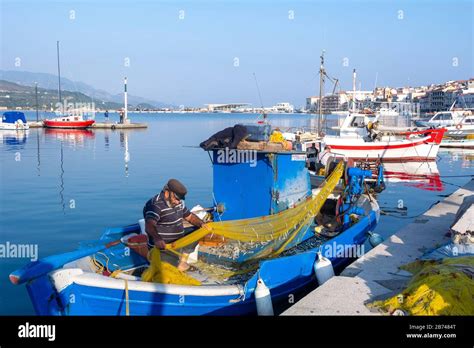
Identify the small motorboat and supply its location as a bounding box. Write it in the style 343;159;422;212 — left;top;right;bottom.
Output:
43;114;95;129
414;110;474;139
0;111;29;130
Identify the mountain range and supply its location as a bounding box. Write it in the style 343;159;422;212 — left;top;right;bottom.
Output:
0;70;174;109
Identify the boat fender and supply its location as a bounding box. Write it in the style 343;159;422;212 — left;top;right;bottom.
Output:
314;250;334;285
368;231;384;247
111;124;116;130
255;278;274;316
456;124;462;130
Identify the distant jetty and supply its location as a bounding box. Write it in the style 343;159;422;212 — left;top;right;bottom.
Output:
28;121;147;129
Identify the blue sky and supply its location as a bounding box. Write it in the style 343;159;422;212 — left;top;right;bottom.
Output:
1;0;473;107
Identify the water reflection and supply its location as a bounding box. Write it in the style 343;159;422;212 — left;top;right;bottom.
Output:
383;161;443;191
0;129;28;150
119;131;130;177
44;128;94;147
36;131;41;176
59;142;65;214
440;148;474;168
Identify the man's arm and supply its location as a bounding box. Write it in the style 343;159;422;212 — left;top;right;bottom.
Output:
184;213;211;230
145;218;166;249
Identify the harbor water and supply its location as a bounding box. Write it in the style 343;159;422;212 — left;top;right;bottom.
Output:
0;112;473;314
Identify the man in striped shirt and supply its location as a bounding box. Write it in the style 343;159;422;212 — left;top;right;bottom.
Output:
143;179;210;250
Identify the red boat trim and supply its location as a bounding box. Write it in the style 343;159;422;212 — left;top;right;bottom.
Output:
328;139;430;150
331;156;437;162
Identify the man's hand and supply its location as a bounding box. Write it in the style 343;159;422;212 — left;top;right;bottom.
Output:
201;223;212;231
154;238;167;250
186;213;211;230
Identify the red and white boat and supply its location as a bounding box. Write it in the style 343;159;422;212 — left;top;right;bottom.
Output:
43;115;95;129
324;113;446;162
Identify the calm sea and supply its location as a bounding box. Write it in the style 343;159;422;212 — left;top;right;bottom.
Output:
0;112;472;314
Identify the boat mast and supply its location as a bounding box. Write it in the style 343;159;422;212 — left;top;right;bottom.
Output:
57;41;62;105
318;50;325;134
352;68;357;113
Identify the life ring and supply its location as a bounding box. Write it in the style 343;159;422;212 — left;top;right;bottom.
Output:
456;124;462;130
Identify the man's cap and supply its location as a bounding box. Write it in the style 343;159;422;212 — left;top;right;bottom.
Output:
164;179;187;200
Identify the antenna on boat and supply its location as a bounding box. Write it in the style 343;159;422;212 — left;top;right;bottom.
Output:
318;50;325;135
57;41;62;105
253;72;267;123
352;69;357;113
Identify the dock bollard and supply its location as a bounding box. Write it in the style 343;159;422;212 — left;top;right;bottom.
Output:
255;278;274;316
314;250;335;285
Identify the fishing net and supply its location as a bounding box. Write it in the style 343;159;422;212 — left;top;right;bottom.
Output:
167;161;344;256
140;161;344;283
138;161;345;282
141;248;201;286
370;256;474;315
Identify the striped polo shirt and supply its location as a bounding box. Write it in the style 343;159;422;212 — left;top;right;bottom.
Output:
143;191;191;243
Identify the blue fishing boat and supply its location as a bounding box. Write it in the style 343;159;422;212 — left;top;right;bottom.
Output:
10;142;381;316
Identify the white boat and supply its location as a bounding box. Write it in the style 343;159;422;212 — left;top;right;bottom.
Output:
331;110;350;117
415;110;474;138
323;113;445;161
0;111;29;130
377;107;399;117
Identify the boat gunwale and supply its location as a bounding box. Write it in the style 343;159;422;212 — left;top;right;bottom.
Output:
52;269;244;297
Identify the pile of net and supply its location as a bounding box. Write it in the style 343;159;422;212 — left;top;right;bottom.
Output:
370;256;474;315
141;248;201;286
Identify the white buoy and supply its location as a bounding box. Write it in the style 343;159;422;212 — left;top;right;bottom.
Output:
255;278;274;316
314;250;334;285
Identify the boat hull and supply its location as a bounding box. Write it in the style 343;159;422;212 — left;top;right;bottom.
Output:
24;206;378;316
43;120;95;129
0;122;29;130
324;137;441;161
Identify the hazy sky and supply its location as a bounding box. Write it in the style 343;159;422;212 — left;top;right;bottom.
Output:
1;0;473;107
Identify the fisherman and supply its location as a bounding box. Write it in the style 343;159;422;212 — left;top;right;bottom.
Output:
306;142;319;171
366;120;380;141
104;110;109;122
318;145;331;167
119;109;124;124
143;179;211;251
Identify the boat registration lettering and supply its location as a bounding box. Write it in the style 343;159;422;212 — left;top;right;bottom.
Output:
291;154;306;161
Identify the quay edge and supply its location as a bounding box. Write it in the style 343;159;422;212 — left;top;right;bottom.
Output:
282;179;474;316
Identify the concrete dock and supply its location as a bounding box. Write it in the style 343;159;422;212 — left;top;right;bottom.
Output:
91;122;147;129
28;121;147;129
282;179;474;315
